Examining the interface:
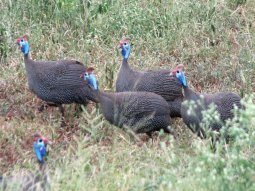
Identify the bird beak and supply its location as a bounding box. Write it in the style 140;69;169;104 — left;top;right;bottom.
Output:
118;42;123;49
16;40;21;48
169;69;177;77
170;64;184;78
80;72;85;78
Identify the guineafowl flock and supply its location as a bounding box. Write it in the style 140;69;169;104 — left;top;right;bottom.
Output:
0;35;242;189
16;35;242;138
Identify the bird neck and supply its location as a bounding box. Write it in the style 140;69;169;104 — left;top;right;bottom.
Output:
23;48;31;59
24;53;29;58
36;161;49;189
23;52;33;63
96;90;115;123
97;90;113;102
38;161;47;176
118;58;134;86
183;86;199;100
23;52;35;75
121;58;132;71
90;89;105;102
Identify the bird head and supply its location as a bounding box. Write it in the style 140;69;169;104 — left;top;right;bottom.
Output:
33;135;48;164
170;64;184;76
118;38;131;61
80;67;94;79
81;67;98;90
16;35;30;55
170;64;187;87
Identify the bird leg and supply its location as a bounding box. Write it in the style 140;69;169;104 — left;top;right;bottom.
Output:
58;105;66;127
146;131;153;138
38;103;48;112
38;102;58;112
197;128;206;139
39;162;47;172
38;103;66;127
163;126;177;139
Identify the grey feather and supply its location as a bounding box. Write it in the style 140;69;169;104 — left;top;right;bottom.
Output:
116;59;183;118
95;90;171;134
23;56;97;104
181;86;241;138
0;164;49;191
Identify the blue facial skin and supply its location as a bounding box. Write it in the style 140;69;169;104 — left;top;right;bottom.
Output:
121;42;131;61
19;39;30;55
176;71;187;87
33;139;47;164
85;73;98;90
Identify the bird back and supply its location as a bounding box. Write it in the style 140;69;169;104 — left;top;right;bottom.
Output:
98;91;170;133
181;90;241;136
24;58;96;104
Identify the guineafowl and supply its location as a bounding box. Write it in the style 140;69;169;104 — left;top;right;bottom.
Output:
82;69;171;134
171;67;242;138
116;38;183;118
0;134;50;191
16;35;97;127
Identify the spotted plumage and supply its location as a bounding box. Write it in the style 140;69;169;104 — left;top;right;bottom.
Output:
84;72;171;134
17;36;97;126
172;68;242;138
116;38;183;117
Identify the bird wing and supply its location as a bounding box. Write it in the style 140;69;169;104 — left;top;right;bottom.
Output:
35;60;87;90
135;70;183;101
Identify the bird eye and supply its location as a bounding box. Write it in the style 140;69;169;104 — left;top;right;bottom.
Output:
21;39;24;42
177;70;180;73
124;43;127;45
38;139;43;142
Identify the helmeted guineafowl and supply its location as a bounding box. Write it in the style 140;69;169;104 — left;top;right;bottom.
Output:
0;134;50;191
116;38;183;118
16;35;97;126
82;69;171;134
171;67;242;138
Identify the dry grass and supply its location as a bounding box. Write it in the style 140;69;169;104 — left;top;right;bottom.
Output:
0;0;255;190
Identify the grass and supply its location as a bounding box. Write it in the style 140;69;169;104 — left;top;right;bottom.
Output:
0;0;255;190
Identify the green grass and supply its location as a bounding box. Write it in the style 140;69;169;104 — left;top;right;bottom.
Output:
0;0;255;190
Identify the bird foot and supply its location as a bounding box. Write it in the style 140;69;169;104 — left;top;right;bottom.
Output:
164;126;176;138
60;121;67;128
38;104;47;112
